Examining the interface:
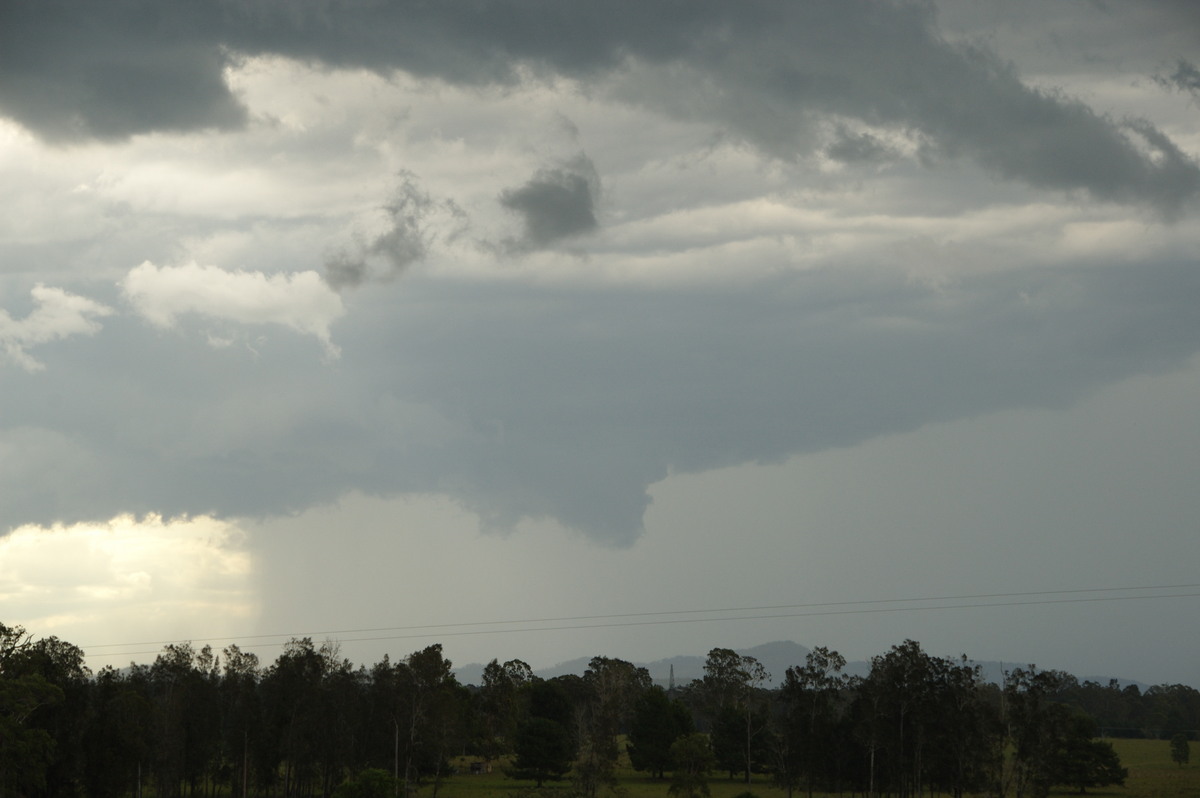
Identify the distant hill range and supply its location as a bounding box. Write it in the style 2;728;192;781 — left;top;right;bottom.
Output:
453;640;1147;689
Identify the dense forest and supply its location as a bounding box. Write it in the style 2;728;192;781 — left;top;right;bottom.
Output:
2;622;1196;798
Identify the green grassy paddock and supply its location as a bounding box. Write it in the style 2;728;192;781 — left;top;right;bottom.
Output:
1091;739;1199;798
438;738;1197;798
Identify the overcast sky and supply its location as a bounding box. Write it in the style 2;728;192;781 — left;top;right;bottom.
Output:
2;0;1199;686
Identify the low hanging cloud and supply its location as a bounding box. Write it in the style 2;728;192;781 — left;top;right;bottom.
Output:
2;250;1199;545
0;285;113;372
499;154;600;252
121;262;344;357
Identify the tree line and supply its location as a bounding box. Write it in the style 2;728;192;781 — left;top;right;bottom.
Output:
2;622;1195;798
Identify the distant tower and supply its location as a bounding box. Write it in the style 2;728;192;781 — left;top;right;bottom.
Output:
669;664;675;696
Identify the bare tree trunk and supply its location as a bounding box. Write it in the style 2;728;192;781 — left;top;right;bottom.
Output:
243;732;249;798
745;703;753;784
405;707;420;798
869;744;876;798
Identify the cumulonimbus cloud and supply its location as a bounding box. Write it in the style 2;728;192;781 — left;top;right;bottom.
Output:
0;284;113;372
121;261;345;357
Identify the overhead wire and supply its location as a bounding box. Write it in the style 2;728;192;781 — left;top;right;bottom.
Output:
78;582;1200;660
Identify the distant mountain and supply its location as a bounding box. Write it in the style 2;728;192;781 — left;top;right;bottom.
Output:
452;641;1147;689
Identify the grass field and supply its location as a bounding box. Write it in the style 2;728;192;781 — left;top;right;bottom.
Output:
1098;739;1200;798
437;739;1198;798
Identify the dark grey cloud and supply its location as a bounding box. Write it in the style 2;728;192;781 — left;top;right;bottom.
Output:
0;1;245;142
3;1;1195;213
499;155;599;252
324;172;460;290
825;126;898;164
1156;59;1200;98
5;254;1199;545
323;251;372;293
951;79;1196;216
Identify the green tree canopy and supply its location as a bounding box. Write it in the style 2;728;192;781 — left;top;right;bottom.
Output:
670;733;715;798
1170;734;1190;767
629;685;695;779
509;716;574;787
334;768;398;798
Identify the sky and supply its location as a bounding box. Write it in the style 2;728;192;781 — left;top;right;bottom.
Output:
2;0;1199;687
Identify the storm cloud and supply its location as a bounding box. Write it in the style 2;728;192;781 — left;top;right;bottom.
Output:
0;1;246;141
3;1;1197;214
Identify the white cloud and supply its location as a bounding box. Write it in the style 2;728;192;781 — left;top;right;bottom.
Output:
0;284;113;371
121;261;345;357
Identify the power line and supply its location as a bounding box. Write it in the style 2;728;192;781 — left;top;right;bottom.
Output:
80;583;1200;660
84;582;1200;648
